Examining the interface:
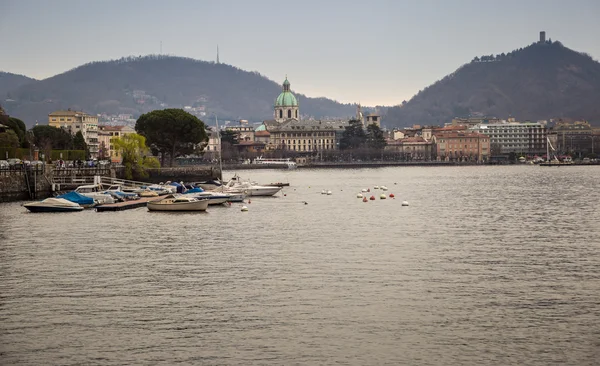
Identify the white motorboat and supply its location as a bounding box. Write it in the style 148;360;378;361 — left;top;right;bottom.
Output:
24;198;84;213
184;187;245;204
74;184;116;204
147;195;209;211
104;185;139;200
146;184;176;194
222;175;282;197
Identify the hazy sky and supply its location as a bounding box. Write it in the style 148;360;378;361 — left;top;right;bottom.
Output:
1;0;599;106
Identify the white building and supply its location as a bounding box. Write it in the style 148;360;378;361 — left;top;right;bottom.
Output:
471;121;547;155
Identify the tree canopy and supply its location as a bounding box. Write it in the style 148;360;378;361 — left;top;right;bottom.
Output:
365;124;387;150
73;130;88;154
112;133;160;179
135;108;208;166
31;125;74;151
220;129;239;145
339;119;367;150
0;130;20;148
3;117;27;147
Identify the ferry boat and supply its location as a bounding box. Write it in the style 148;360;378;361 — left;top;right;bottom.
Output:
254;157;297;169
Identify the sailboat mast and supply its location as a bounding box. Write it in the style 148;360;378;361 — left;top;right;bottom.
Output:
216;116;223;181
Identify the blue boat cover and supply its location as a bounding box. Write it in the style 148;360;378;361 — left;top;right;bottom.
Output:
184;187;204;194
169;182;186;193
57;191;94;205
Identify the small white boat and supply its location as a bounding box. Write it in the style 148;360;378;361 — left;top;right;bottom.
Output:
75;184;116;204
147;195;209;211
185;191;232;205
24;198;84;213
222;174;282;197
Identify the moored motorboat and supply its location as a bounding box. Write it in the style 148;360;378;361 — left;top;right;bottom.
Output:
147;195;209;211
184;188;229;205
24;198;84;213
222;180;282;197
57;191;96;208
74;184;116;204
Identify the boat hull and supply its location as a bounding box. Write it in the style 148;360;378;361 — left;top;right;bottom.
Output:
24;205;83;213
147;199;209;211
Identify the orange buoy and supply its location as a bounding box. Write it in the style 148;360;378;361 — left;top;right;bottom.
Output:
284;194;287;196
369;195;375;200
362;197;368;202
367;188;371;192
389;193;395;198
248;199;251;204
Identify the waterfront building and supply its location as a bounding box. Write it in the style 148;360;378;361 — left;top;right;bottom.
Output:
262;77;349;153
385;136;434;160
470;121;547;156
552;120;596;156
434;131;490;162
204;129;221;159
48;109;99;159
98;125;135;162
225;124;255;142
264;119;343;152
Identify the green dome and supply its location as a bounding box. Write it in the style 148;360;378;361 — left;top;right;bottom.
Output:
275;91;298;107
255;124;266;132
275;77;298;107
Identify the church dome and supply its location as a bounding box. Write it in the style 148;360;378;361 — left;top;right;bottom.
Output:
275;77;298;107
275;92;298;107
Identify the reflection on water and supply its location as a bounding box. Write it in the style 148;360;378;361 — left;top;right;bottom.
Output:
1;166;599;365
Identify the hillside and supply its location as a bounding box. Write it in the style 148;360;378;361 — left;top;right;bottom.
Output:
3;56;357;127
0;72;37;99
385;41;600;128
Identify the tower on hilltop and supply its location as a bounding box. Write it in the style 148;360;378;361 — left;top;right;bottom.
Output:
539;31;546;43
217;45;220;64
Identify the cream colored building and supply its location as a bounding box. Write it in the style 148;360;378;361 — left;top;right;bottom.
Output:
98;125;136;162
48;109;99;158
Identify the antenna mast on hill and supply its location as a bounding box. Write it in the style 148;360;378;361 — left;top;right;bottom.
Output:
160;41;163;54
217;45;220;64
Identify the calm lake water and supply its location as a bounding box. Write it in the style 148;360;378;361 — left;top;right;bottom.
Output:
1;166;599;365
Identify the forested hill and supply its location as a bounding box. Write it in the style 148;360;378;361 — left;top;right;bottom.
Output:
385;41;600;128
3;56;357;127
0;72;37;99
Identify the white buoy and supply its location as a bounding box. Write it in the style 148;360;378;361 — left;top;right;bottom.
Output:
374;186;380;189
327;190;332;195
402;201;409;206
241;205;249;211
381;186;388;191
321;190;326;194
361;188;367;192
380;194;386;199
357;193;364;198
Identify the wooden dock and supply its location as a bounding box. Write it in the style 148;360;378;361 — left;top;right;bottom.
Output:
95;196;162;212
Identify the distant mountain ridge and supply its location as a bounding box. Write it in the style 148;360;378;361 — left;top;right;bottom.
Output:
3;56;357;127
0;72;37;100
385;41;600;128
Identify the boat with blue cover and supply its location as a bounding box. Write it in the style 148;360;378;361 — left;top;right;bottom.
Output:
57;191;96;208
